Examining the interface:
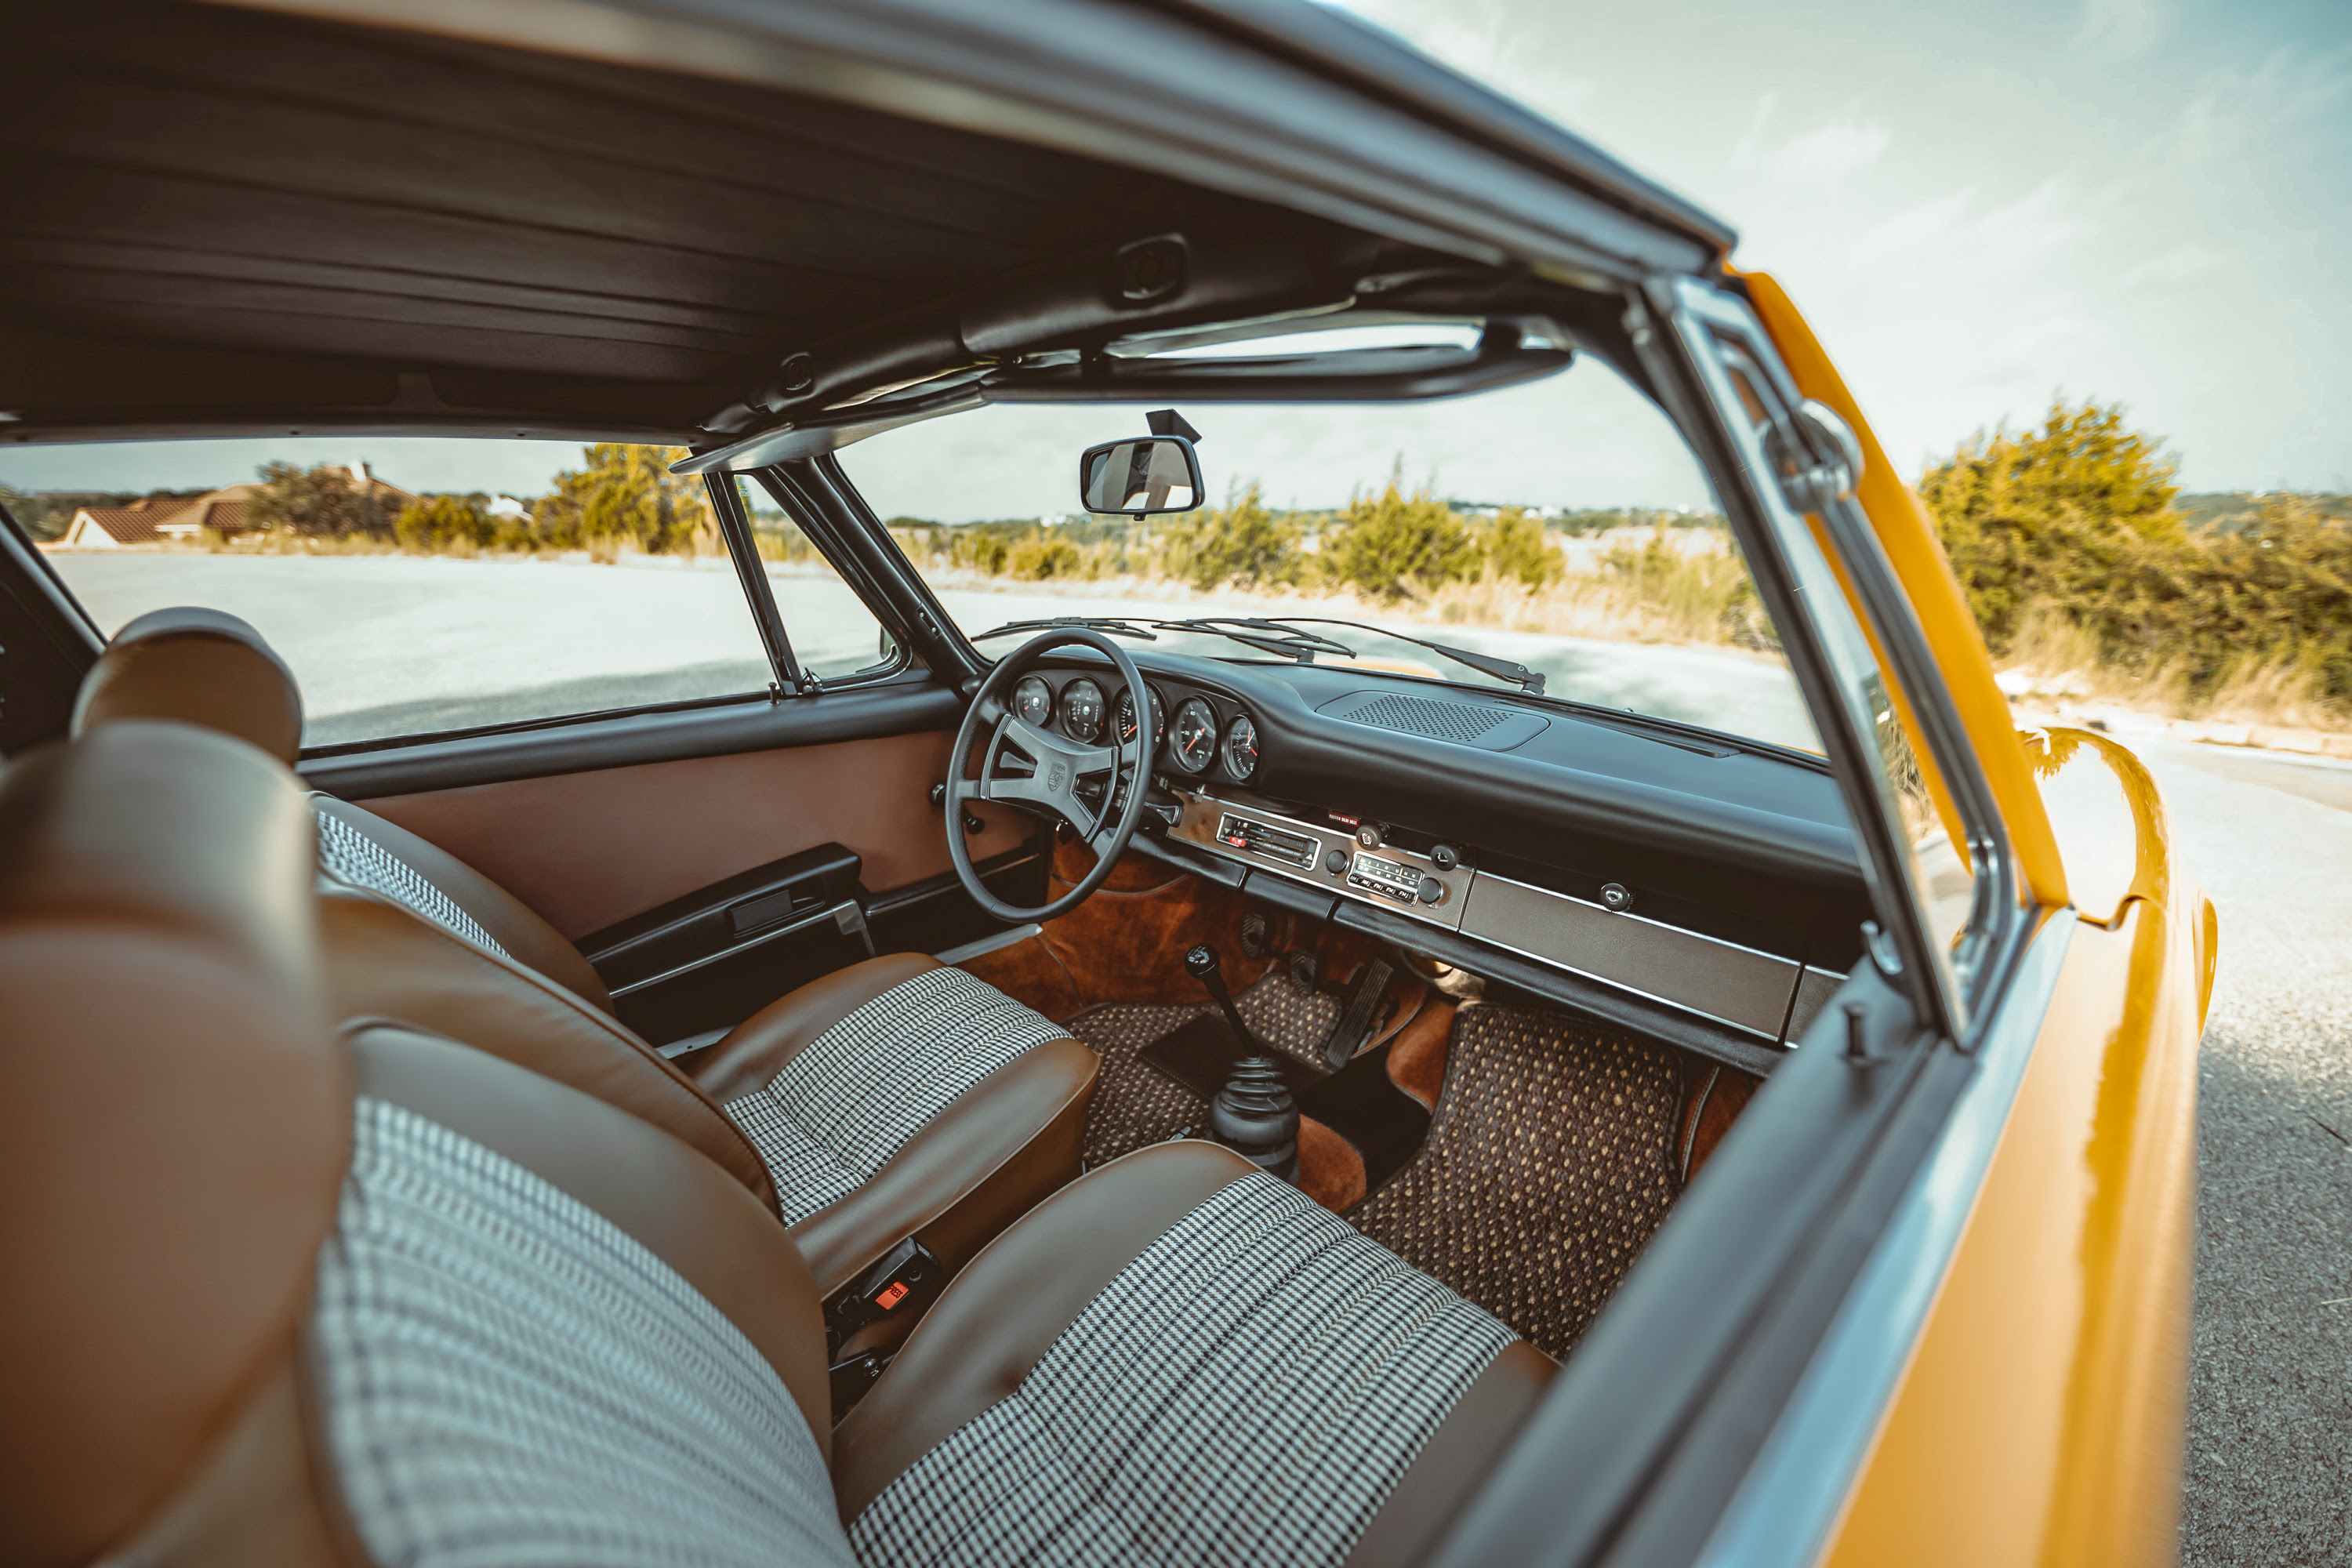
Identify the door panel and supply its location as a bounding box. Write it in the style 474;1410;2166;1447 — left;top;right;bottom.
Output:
351;727;1025;941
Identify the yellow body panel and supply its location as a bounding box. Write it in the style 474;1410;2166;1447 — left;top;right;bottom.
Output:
1820;732;2209;1565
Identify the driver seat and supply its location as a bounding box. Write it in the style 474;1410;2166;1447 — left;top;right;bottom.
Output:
71;608;1099;1304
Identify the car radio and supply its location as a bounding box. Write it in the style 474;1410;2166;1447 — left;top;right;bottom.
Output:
1214;812;1320;870
1348;850;1430;905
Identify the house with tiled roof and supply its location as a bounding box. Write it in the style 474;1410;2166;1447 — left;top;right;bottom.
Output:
60;466;409;546
63;485;258;547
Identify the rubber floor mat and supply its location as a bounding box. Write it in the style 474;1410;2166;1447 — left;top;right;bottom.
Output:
1349;1004;1684;1359
1068;973;1342;1168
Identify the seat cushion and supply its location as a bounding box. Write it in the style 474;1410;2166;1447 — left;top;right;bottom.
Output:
719;965;1076;1226
840;1142;1537;1568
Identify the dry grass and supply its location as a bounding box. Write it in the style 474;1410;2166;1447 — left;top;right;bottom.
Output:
1999;607;2347;730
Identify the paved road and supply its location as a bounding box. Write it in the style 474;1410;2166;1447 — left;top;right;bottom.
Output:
2138;740;2352;1565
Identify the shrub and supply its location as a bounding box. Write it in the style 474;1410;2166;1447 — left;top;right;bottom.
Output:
1321;477;1479;601
1173;483;1301;590
1007;534;1087;579
394;492;495;554
1480;506;1558;587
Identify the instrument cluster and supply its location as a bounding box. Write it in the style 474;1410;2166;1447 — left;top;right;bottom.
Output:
1011;667;1261;786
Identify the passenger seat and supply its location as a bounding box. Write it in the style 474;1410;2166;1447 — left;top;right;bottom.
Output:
69;608;1097;1302
0;718;1553;1568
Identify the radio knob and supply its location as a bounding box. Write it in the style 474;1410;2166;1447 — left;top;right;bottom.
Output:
1323;848;1349;875
1415;875;1443;906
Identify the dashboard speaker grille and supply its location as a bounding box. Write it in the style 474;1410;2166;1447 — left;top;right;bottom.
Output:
1343;693;1506;743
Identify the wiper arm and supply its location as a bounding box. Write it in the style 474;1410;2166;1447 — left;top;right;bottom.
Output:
1151;615;1356;663
1247;616;1547;695
970;615;1162;644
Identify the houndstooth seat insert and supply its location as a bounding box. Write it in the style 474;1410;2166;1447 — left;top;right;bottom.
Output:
313;804;509;959
724;966;1071;1225
311;1096;857;1568
851;1169;1519;1568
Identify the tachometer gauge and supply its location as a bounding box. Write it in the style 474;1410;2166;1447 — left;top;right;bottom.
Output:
1170;696;1218;775
1061;678;1105;743
1115;685;1163;750
1222;714;1259;782
1013;675;1054;729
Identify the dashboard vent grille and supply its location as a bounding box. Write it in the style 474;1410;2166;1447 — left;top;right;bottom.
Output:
1344;693;1506;743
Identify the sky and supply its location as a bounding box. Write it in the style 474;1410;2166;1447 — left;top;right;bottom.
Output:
1339;0;2352;494
3;0;2343;511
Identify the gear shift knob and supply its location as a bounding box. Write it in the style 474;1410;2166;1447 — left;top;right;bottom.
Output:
1183;942;1219;982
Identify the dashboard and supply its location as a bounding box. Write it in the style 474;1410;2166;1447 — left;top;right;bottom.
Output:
1007;652;1870;1075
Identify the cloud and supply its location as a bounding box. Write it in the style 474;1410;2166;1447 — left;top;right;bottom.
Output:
2075;0;2166;57
1730;100;1890;187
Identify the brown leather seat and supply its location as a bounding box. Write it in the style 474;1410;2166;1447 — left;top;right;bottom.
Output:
71;609;1097;1301
0;719;1553;1568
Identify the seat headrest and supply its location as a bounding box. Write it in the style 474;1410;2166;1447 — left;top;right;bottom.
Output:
0;721;348;1565
71;606;304;764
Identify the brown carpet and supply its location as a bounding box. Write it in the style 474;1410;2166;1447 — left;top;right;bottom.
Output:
1065;972;1360;1205
1349;1004;1686;1359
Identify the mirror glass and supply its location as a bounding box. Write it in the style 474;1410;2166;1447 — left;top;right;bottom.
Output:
1080;437;1200;514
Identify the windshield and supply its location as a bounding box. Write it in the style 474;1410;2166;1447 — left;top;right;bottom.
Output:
837;360;1818;751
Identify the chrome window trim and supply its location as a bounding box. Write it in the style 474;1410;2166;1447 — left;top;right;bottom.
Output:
1691;908;2078;1568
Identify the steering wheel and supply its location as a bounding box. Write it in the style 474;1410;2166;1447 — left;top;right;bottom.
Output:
946;627;1156;924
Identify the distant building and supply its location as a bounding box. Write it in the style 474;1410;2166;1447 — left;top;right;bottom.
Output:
60;465;412;546
62;487;256;547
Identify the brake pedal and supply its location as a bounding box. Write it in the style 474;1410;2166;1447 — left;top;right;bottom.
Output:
1287;949;1321;994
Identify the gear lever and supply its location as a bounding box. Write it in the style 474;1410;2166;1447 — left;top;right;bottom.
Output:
1184;942;1300;1181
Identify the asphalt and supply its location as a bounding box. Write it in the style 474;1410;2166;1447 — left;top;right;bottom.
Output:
2139;740;2352;1565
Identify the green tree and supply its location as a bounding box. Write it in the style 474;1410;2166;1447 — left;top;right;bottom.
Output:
245;461;400;539
1174;483;1301;590
1320;474;1479;601
1918;399;2184;652
531;445;716;557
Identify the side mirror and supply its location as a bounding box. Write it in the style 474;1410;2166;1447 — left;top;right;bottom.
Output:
1078;435;1203;516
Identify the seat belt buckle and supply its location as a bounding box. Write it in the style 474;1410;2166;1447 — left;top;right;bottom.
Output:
823;1236;942;1353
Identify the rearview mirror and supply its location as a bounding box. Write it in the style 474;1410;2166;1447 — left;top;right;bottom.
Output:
1078;436;1203;516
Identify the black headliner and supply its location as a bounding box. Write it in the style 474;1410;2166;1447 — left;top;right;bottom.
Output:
0;0;1734;444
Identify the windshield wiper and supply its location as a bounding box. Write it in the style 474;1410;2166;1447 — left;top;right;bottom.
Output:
1151;616;1356;663
969;615;1161;643
1208;615;1547;695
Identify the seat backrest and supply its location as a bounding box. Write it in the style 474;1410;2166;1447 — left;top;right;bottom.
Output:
71;607;610;1003
0;720;845;1567
67;608;779;1205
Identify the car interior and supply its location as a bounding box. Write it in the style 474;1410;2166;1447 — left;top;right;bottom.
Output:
0;5;1926;1565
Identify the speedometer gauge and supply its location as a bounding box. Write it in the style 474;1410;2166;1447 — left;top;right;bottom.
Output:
1061;678;1105;743
1170;697;1218;774
1222;714;1259;782
1013;675;1054;728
